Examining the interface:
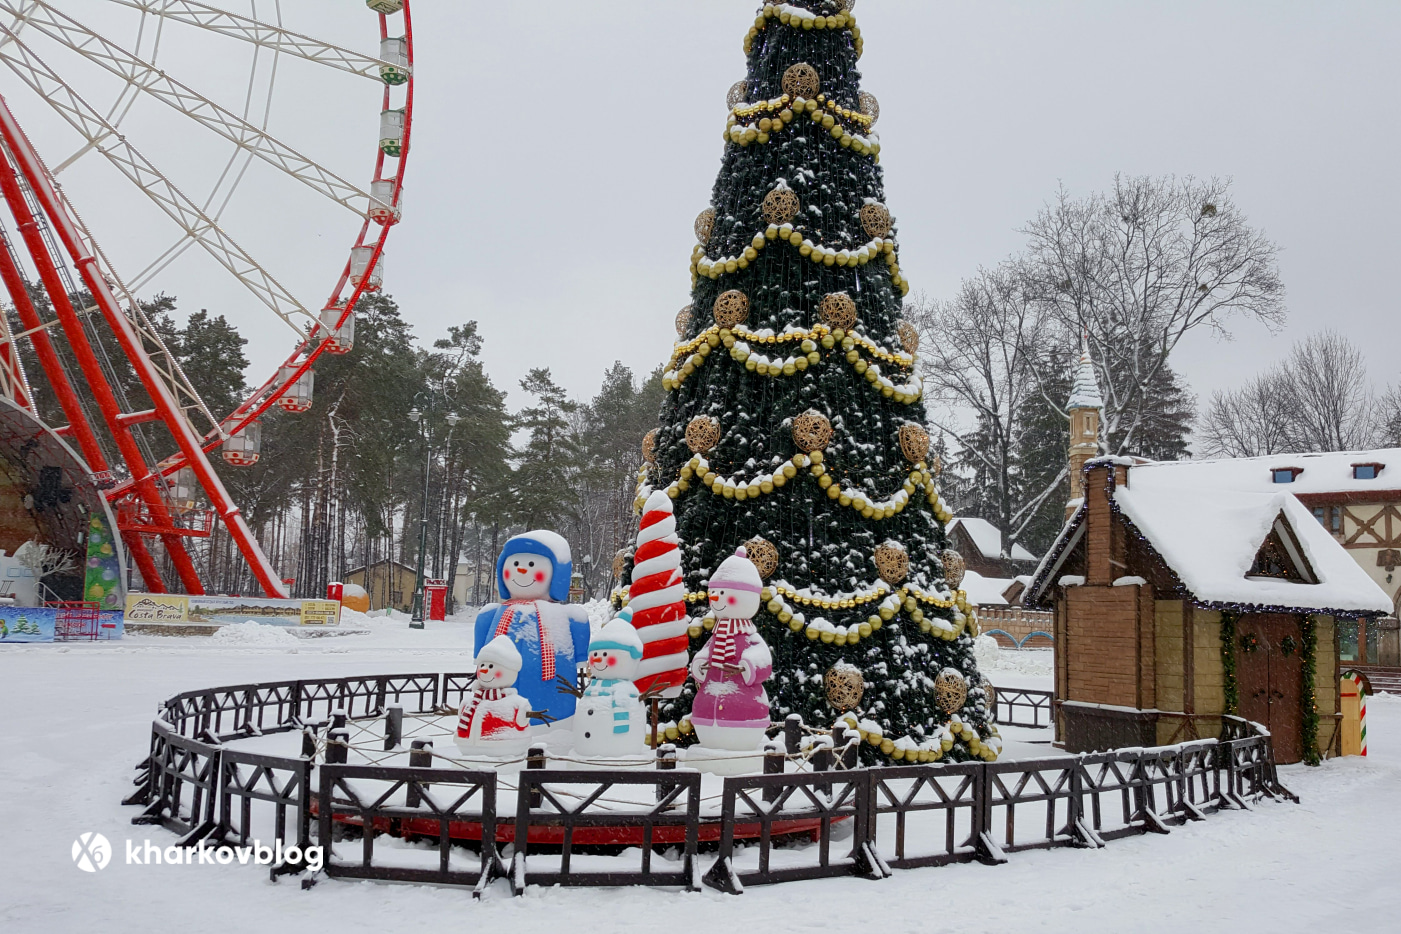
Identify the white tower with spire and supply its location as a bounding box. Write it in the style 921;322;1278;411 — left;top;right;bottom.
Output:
1067;336;1104;518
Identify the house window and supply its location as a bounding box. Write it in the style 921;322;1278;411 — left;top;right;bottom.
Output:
1353;463;1382;480
1272;468;1300;483
1315;505;1342;532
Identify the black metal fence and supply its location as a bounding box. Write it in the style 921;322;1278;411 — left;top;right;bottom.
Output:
124;675;1293;896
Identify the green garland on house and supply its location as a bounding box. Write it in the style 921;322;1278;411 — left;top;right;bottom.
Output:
1219;609;1238;716
1300;615;1320;765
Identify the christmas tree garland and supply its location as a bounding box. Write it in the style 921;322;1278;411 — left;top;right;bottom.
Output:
1301;615;1320;765
1220;609;1239;716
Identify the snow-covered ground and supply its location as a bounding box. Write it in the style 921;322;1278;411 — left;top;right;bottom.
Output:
1;621;1396;932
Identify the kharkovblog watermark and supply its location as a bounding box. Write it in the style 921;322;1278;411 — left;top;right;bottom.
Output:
72;832;323;873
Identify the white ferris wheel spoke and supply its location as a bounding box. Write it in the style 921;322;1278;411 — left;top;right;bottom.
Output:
0;28;316;339
0;1;379;216
108;0;397;81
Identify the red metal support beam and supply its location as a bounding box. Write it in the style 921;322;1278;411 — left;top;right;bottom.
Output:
0;96;288;598
0;142;168;592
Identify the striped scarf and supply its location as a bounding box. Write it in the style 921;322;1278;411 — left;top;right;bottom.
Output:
493;600;554;682
458;686;505;739
709;617;754;668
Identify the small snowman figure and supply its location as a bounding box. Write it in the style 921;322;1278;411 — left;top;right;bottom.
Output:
690;547;773;752
454;635;534;757
574;614;648;757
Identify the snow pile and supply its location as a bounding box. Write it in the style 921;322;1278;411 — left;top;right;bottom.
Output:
210;621;300;647
990;647;1054;677
973;633;1000;668
583;598;613;629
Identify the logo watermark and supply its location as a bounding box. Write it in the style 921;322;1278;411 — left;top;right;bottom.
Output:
73;834;322;873
72;832;111;872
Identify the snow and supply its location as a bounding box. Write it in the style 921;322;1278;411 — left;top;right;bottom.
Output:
959;570;1012;606
1115;483;1392;614
1128;446;1401;497
208;621;301;647
1067;344;1104;409
5;627;1401;930
947;516;1036;562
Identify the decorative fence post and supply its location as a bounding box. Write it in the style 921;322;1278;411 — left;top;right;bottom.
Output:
526;744;547;809
762;742;785;803
656;743;678;807
405;740;433;808
383;705;403;751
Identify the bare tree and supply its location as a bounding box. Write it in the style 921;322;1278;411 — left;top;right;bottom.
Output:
1197;369;1298;457
1020;174;1285;456
1199;331;1380;456
908;270;1061;545
1286;331;1378;452
1380;385;1401;447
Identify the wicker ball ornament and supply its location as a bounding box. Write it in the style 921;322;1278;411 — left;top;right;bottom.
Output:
898;422;931;465
860;202;892;238
984;682;997;712
762;186;801;225
694;207;716;245
744;536;779;579
685;415;721;454
935;669;969;714
896;320;918;356
791;409;833;453
612;550;628;580
942;549;966;590
781;63;820;99
726;79;748;109
819;292;857;331
825;665;865;712
874;540;909;585
712;290;750;328
642;428;658;465
675;304;692;337
858;90;879;126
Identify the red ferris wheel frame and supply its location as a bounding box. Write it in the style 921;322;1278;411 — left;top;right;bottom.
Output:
0;2;415;598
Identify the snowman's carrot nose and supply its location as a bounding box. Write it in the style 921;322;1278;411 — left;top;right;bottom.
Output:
708;593;719;602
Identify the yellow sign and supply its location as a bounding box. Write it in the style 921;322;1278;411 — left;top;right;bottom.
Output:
124;594;190;624
300;600;341;626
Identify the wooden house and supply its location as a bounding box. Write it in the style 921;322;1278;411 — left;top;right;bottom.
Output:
344;560;418;613
945;517;1038;578
1025;458;1392;763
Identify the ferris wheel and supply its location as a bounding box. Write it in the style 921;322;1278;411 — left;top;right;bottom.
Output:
0;0;414;598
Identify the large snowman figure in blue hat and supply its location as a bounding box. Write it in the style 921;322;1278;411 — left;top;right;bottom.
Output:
473;530;591;731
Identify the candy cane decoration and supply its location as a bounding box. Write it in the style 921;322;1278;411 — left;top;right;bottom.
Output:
627;490;690;697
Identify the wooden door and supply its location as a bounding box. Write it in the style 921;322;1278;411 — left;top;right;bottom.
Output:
1236;614;1304;763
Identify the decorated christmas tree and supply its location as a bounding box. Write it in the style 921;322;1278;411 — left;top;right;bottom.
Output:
621;1;999;764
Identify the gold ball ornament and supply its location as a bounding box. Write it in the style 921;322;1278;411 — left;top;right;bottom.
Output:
642;428;658;465
781;62;820;99
726;79;748;110
874;540;909;585
935;669;969;714
825;665;866;712
675;304;693;337
685;415;721;454
941;549;966;589
819;292;858;331
744;536;779;579
860;202;892;238
762;186;801;225
791;409;833;453
695;207;716;245
896;320;918;356
611;550;628;580
858;90;879;126
712;290;750;329
898;422;931;465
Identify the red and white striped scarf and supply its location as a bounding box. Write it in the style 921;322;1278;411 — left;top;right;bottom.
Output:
709;617;754;668
493;600;554;682
458;686;505;736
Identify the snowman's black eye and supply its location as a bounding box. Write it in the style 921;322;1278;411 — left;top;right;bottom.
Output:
528;561;535;567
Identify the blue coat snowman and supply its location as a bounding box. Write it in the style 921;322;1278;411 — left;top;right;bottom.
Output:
575;612;648;757
472;530;591;730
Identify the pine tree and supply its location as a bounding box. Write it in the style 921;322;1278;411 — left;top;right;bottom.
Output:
628;1;998;764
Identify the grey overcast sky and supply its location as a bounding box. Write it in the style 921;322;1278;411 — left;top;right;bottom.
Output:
9;1;1400;426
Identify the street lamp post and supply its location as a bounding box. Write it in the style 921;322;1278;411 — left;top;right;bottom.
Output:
408;398;458;629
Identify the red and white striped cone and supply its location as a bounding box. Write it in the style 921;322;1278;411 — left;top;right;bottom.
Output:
627;490;690;697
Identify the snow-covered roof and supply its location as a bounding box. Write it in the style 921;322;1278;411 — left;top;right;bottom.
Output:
947;517;1036;562
1067;342;1104;410
1027;471;1392;615
1128;448;1401;498
959;570;1012;607
1116;483;1390;614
